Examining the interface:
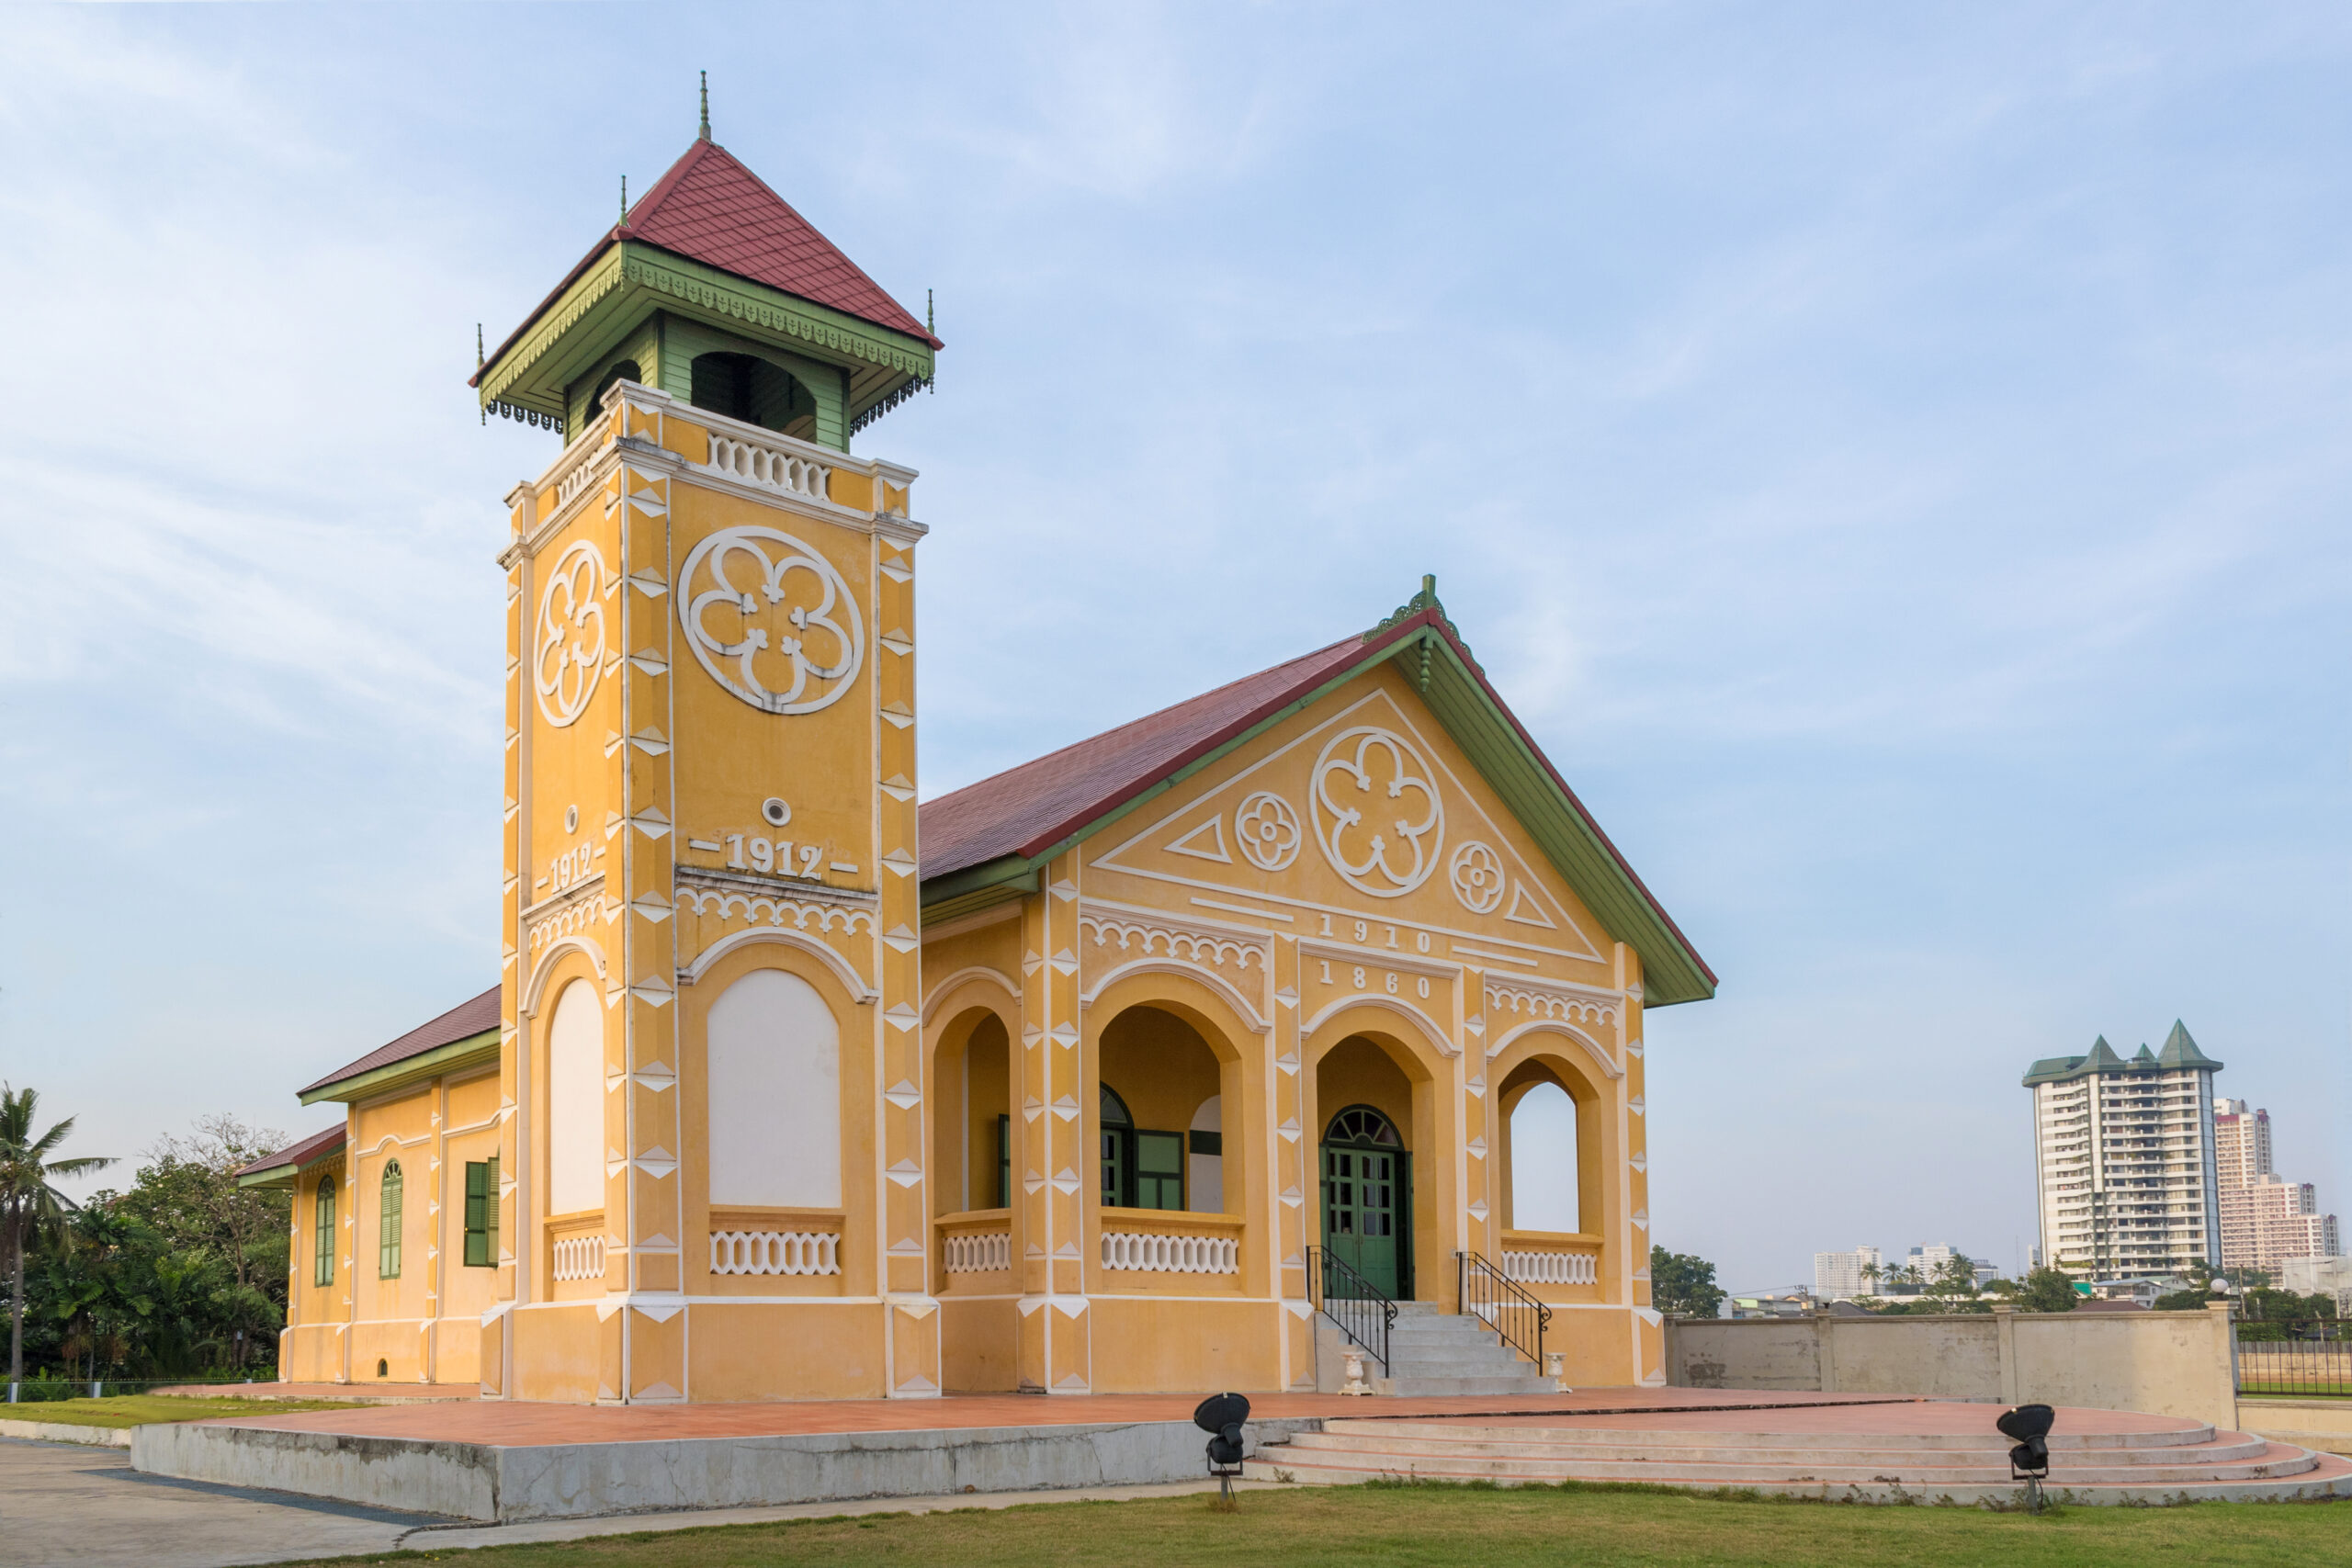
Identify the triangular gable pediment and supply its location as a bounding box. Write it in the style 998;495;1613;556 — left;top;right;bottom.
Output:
1090;670;1611;972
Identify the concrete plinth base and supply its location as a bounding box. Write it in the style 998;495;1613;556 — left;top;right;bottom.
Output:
134;1415;1320;1523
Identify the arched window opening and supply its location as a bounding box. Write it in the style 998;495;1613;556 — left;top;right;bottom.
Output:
707;967;842;1208
313;1177;336;1287
932;1012;1012;1216
591;358;642;415
548;979;604;1216
690;351;818;440
1326;1106;1401;1147
1507;1081;1580;1233
379;1161;404;1280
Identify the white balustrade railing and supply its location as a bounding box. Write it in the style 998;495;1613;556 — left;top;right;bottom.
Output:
551;1234;605;1282
1501;1248;1598;1286
705;434;831;502
943;1232;1012;1273
1101;1230;1239;1275
710;1229;841;1277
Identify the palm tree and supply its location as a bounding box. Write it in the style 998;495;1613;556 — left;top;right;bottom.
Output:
2;1086;115;1387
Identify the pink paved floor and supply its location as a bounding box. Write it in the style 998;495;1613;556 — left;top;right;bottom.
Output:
198;1387;1914;1447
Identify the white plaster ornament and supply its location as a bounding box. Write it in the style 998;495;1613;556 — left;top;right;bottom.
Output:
676;525;865;714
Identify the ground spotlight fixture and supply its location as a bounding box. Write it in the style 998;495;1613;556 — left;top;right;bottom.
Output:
1193;1392;1251;1504
1996;1403;2055;1513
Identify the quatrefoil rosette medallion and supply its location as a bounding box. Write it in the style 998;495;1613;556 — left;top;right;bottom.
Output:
1233;791;1301;872
1309;727;1444;897
1449;841;1506;914
534;540;608;728
676;525;865;715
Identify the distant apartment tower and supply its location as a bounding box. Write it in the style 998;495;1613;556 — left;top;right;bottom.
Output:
2215;1100;2342;1273
1815;1246;1883;1301
2025;1023;2223;1278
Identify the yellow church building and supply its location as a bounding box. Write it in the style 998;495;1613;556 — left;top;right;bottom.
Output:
241;115;1714;1404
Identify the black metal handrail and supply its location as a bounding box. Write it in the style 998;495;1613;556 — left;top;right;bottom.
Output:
1459;1249;1550;1369
1308;1245;1397;1374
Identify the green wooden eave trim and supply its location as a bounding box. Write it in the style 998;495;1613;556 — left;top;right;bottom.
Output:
298;1028;501;1107
477;241;934;426
1408;632;1714;1007
236;1142;345;1190
915;618;1716;1007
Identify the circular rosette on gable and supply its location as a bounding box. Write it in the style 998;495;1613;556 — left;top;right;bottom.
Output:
1309;726;1444;897
1233;791;1301;872
676;525;865;715
1449;841;1505;914
534;540;608;728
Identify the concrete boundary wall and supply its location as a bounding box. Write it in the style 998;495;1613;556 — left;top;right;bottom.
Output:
133;1416;1321;1523
1666;1305;2239;1429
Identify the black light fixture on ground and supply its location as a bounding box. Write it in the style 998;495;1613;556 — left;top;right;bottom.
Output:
1997;1402;2055;1513
1193;1393;1250;1506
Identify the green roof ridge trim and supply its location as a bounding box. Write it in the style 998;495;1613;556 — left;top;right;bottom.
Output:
921;609;1715;1008
299;1026;501;1106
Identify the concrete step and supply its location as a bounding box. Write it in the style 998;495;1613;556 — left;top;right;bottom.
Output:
1281;1433;2284;1472
1270;1438;2295;1476
1249;1440;2329;1488
1242;1455;2352;1504
1322;1416;2224;1452
1372;1376;1562;1398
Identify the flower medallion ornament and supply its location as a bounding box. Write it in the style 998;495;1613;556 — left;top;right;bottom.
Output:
1309;727;1444;897
1233;791;1302;872
677;526;865;715
1449;841;1506;915
534;541;607;728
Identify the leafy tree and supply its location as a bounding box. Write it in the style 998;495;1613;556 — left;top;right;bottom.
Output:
1;1085;116;1384
1918;1255;1988;1313
119;1116;287;1370
2007;1266;2081;1313
1650;1246;1726;1318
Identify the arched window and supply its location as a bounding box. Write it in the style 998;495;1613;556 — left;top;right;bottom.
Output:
1507;1081;1580;1232
690;351;818;440
591;359;641;414
707;968;842;1208
548;979;605;1215
378;1161;404;1280
1325;1106;1401;1147
313;1177;336;1287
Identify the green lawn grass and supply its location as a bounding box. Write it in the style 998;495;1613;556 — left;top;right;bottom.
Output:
280;1480;2347;1568
4;1393;358;1428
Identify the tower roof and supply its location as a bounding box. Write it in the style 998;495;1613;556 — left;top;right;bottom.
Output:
2156;1019;2222;1071
616;141;937;346
471;137;938;438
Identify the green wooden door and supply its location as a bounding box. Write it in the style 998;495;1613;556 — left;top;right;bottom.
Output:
1320;1106;1408;1299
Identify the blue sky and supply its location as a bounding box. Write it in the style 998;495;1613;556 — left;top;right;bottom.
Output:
3;5;2345;1293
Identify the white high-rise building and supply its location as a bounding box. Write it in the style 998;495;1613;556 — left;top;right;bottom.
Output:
2026;1023;2224;1279
1815;1246;1883;1301
2215;1099;2342;1274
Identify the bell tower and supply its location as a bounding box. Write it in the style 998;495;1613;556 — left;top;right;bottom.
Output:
473;100;942;1403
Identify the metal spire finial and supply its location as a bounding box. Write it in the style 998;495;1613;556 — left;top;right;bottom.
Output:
698;71;710;141
476;323;484;369
926;288;934;335
619;175;628;226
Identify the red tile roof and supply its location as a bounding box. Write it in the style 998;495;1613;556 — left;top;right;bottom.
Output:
919;632;1378;882
622;141;938;345
234;1123;346;1179
300;985;503;1097
473;139;939;386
